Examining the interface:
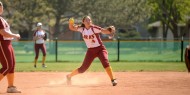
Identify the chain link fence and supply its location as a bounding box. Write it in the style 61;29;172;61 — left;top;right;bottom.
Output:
13;39;188;63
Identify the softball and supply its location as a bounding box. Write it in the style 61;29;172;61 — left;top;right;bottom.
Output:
69;18;74;25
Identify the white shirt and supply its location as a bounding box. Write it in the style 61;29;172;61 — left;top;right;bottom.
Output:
0;17;14;40
34;30;45;44
77;26;102;48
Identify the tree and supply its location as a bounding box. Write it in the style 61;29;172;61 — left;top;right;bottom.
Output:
148;0;190;40
148;0;190;50
45;0;76;38
1;0;152;40
70;0;150;39
2;0;50;40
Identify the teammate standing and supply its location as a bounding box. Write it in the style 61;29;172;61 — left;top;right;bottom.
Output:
33;22;47;68
0;2;21;93
67;16;117;86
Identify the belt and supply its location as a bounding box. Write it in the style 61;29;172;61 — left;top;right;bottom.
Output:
88;45;103;49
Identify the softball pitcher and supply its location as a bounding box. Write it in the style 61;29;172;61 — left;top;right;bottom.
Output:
33;22;47;68
67;16;117;86
0;2;21;93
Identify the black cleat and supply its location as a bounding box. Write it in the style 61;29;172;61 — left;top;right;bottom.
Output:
34;65;37;68
111;79;117;86
42;64;47;68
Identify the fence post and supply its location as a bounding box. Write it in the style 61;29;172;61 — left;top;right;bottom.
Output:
117;37;120;61
55;37;58;62
181;36;184;62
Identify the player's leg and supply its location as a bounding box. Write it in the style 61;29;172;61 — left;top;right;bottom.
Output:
0;55;5;81
42;56;46;67
67;69;79;79
6;73;21;93
6;73;14;87
7;46;15;87
98;47;117;86
0;74;4;81
0;42;14;80
69;49;96;76
0;42;21;93
66;69;78;85
0;42;5;81
34;44;40;68
41;44;47;68
66;49;96;84
98;48;115;80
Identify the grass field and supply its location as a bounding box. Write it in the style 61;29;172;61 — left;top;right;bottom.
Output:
14;62;187;72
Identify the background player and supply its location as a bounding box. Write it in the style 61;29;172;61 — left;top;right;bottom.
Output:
0;1;21;93
33;22;47;68
67;16;117;86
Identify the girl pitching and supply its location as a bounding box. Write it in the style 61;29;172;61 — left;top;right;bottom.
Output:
67;16;117;86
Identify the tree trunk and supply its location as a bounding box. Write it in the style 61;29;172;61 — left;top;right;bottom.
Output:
53;16;61;38
28;23;34;40
172;24;179;51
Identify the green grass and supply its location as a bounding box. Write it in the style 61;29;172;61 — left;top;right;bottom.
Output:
13;62;187;72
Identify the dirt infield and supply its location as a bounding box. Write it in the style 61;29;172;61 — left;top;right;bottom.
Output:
0;72;190;95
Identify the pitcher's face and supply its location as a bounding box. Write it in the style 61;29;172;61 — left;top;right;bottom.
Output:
83;16;92;26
